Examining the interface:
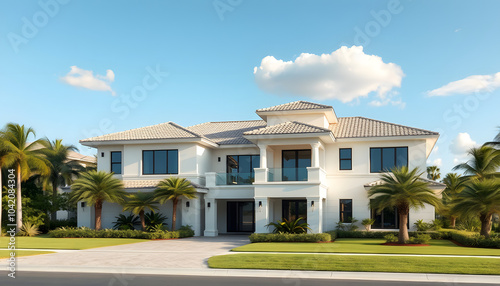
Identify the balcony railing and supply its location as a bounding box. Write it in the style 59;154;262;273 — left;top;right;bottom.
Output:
268;168;308;182
215;172;255;186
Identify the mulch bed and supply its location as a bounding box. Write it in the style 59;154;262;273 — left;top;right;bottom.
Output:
382;243;430;246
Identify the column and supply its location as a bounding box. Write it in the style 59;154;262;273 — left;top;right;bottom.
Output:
181;197;202;236
311;143;320;168
258;144;268;168
254;197;270;233
204;198;218;236
307;197;323;233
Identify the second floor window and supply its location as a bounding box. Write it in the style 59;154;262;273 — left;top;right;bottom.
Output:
339;148;352;170
111;151;122;174
227;155;260;185
282;150;311;181
370;147;408;173
143;150;178;175
339;199;353;223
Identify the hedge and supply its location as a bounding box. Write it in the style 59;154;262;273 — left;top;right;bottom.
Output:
333;230;452;240
48;226;194;239
450;231;500;248
249;233;332;243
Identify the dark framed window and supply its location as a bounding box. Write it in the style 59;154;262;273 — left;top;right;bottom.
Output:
370;200;409;229
282;150;311;181
226;155;260;185
282;200;307;224
111;151;122;174
142;150;178;175
339;199;353;222
370;147;408;173
339;148;352;170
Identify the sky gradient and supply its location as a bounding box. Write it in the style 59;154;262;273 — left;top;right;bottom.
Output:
1;0;499;176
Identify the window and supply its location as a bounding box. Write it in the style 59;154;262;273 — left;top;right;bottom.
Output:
142;150;178;175
282;200;307;224
370;200;409;229
339;148;352;170
226;155;260;185
282;150;311;181
339;199;353;222
110;151;122;174
370;147;408;173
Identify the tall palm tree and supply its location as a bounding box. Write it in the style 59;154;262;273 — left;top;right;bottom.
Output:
453;146;500;180
154;177;197;231
1;124;50;232
39;138;82;221
122;192;158;231
441;173;466;228
451;178;500;238
70;170;125;230
485;127;500;148
426;166;441;181
368;166;442;244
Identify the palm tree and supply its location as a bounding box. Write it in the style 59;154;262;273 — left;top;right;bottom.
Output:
122;192;158;231
154;177;197;231
70;170;125;230
0;136;8;234
368;166;442;244
1;124;50;232
426;166;441;181
453;146;500;180
441;173;466;228
485;127;500;148
451;178;500;238
39;138;82;221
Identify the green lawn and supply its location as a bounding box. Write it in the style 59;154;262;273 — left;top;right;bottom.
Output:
233;238;500;256
209;254;500;275
0;250;55;259
0;235;148;250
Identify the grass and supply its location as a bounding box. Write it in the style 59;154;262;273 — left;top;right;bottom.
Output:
0;250;55;259
208;254;500;275
0;235;148;250
233;238;500;256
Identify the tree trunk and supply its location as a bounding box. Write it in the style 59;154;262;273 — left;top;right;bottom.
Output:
140;210;145;231
16;164;22;233
398;205;409;244
172;198;178;231
95;201;103;231
450;216;457;229
51;178;58;221
480;213;492;238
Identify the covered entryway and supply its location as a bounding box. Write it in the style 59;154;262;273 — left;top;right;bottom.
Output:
227;201;255;232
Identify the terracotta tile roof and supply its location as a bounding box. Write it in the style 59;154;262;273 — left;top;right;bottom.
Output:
80;122;206;142
256;101;332;112
244;121;331;135
187;120;267;145
332;117;438;139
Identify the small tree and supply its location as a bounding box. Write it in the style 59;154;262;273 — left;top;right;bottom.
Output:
441;173;466;228
368;166;442;244
426;166;441;181
154;177;197;231
122;192;158;231
70;170;125;230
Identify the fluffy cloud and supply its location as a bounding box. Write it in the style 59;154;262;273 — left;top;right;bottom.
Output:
61;66;115;95
449;133;479;165
427;72;500;96
254;46;404;103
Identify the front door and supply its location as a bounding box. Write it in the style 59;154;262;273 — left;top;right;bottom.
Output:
282;200;307;223
227;201;255;232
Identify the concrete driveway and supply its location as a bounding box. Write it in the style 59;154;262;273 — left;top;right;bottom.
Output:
1;235;250;270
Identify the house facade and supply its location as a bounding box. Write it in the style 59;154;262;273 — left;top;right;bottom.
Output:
78;101;443;236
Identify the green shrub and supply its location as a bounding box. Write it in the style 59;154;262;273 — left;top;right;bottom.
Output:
266;218;311;234
335;230;398;238
48;226;194;239
18;222;41;237
336;218;359;231
113;214;140;230
361;218;375;231
178;225;195;238
431;219;444;231
384;234;398;243
450;231;500;248
145;211;168;229
414;219;432;231
409;233;431;244
249;233;332;243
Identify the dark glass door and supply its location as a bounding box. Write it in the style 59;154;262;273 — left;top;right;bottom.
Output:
227;201;255;232
282;150;311;181
282;200;307;223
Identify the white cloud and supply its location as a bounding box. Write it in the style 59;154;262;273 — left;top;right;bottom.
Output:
449;133;479;166
61;66;116;95
432;158;442;167
427;72;500;96
254;46;404;104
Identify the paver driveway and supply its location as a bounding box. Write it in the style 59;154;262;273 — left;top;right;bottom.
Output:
1;235;250;269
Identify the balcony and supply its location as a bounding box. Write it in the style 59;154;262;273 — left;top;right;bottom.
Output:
268;168;308;182
214;172;255;186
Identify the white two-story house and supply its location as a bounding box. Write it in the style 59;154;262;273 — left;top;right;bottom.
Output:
79;101;444;236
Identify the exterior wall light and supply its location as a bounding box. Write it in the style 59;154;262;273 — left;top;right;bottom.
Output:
259;201;262;208
186;201;190;208
207;202;211;208
311;201;315;207
101;152;104;157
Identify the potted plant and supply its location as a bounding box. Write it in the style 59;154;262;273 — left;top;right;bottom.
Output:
361;218;375;231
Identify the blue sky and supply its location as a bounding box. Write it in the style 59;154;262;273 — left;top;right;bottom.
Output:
1;0;499;176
